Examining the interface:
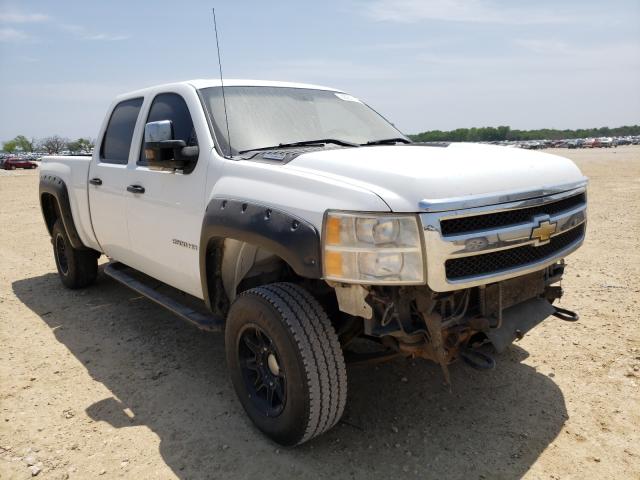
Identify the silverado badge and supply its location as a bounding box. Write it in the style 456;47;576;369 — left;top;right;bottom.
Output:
172;238;198;251
531;219;557;245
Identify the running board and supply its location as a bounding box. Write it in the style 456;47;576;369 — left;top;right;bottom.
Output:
104;262;224;332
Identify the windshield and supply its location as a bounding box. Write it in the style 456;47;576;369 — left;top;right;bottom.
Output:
199;86;407;156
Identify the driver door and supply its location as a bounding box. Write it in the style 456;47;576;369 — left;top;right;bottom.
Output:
124;91;208;298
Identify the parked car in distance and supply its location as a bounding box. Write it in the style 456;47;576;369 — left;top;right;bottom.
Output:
599;137;613;148
3;157;38;170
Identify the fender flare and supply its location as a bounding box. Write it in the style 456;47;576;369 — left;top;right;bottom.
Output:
39;174;87;250
199;198;323;309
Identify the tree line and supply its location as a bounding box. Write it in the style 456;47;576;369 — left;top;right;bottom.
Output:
409;125;640;143
4;125;640;152
1;135;95;155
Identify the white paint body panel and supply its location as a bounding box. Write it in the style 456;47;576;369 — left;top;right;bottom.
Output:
39;156;101;251
121;83;215;297
287;143;586;212
209;159;390;231
88;162;133;262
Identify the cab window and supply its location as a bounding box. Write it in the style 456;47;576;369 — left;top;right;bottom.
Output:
100;98;143;164
139;93;198;169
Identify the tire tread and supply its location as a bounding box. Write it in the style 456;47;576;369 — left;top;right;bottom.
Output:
239;283;347;444
52;219;97;289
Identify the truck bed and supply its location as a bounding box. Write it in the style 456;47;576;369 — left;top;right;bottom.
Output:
40;155;100;251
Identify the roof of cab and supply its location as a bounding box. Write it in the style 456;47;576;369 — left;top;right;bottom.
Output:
115;79;342;100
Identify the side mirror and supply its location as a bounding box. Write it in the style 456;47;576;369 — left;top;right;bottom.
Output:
144;120;199;170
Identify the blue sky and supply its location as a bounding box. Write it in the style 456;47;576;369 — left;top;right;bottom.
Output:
0;0;638;140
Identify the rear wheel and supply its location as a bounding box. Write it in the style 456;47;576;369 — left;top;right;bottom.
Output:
52;219;98;289
225;282;347;446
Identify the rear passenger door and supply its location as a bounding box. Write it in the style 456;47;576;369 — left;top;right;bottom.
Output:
124;90;208;298
88;97;143;264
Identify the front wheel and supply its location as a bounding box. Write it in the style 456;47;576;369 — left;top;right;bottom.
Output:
52;219;98;289
225;283;347;446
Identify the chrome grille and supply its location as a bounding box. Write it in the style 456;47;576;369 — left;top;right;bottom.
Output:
440;193;586;236
445;224;585;279
419;183;587;292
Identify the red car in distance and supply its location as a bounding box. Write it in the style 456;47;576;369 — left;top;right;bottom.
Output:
2;157;38;170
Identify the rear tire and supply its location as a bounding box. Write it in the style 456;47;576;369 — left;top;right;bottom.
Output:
52;219;98;289
225;282;347;446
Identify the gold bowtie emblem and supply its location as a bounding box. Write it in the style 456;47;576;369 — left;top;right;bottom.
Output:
531;220;557;244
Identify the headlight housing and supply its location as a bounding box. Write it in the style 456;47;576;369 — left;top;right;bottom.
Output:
322;211;425;284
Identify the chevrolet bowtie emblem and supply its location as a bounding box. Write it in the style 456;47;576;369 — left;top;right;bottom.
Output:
531;220;557;245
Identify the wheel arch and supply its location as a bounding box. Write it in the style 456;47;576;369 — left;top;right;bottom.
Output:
40;191;59;235
199;198;323;313
39;174;87;250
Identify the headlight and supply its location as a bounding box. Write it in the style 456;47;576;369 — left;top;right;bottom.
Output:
322;211;425;284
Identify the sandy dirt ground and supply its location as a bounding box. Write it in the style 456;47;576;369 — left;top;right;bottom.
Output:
1;146;639;480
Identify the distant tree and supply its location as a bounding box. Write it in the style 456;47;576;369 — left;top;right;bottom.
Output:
66;140;81;154
77;138;94;153
66;138;94;154
14;135;34;152
2;135;34;153
496;126;510;140
2;140;18;153
40;135;68;154
409;125;640;142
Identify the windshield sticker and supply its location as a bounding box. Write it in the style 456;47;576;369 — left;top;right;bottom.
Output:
334;93;361;103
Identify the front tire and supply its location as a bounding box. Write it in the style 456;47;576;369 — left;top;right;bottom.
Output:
225;283;347;446
52;219;98;289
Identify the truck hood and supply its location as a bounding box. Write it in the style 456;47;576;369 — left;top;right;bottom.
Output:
286;143;586;212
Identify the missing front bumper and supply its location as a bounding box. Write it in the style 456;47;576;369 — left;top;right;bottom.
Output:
485;297;556;353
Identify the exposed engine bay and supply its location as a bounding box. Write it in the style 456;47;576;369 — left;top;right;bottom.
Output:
334;262;577;383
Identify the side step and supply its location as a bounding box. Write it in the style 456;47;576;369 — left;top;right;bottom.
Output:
103;262;224;332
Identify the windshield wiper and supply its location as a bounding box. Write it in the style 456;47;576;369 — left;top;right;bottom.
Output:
238;138;359;154
363;137;412;146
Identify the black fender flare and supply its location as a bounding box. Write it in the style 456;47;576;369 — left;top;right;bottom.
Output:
39;174;87;250
199;198;323;309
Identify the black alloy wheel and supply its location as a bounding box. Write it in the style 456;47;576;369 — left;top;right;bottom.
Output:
51;219;99;289
55;233;69;275
238;325;286;417
225;283;347;446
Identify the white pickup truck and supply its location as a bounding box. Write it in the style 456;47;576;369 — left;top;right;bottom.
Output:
39;79;587;445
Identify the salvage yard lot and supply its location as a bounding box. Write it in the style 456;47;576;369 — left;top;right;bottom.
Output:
1;146;639;479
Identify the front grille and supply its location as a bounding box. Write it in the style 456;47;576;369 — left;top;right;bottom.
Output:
445;224;585;280
440;193;586;236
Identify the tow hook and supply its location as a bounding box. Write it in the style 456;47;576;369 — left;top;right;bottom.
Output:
460;348;496;370
552;306;580;322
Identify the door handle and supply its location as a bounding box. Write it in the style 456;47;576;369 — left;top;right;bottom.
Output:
127;185;145;194
89;178;102;186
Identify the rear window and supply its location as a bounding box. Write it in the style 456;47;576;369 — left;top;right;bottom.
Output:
100;98;143;164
